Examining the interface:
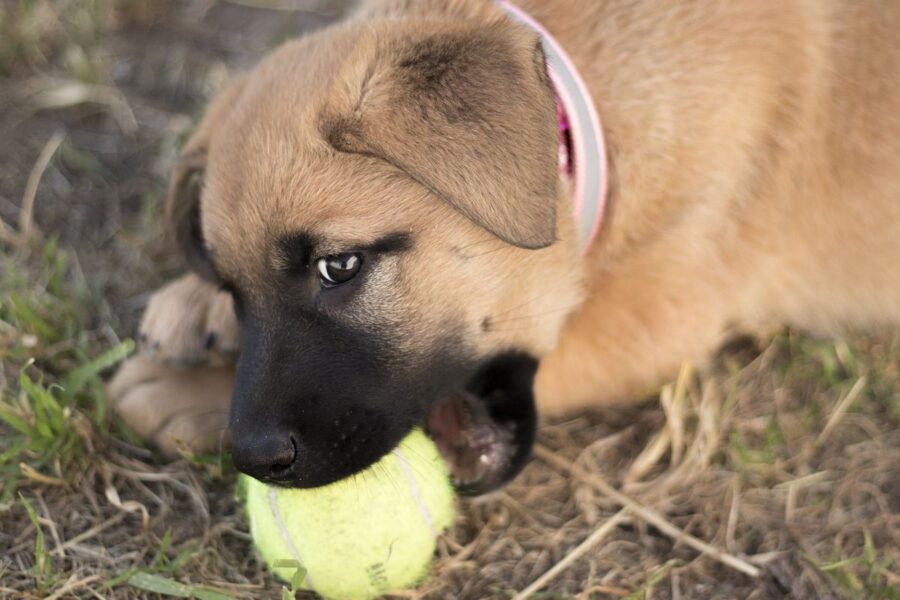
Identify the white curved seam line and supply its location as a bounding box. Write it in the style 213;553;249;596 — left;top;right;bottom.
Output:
393;449;437;537
268;486;314;588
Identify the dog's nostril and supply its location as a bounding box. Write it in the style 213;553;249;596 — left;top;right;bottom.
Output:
269;436;298;475
270;461;291;474
232;430;299;482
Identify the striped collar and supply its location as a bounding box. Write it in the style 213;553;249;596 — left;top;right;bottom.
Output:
500;1;608;254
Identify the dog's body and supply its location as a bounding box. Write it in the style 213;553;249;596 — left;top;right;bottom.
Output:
110;0;900;492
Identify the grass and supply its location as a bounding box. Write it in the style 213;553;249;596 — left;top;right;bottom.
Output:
9;207;892;600
1;239;129;503
1;1;898;598
0;243;249;598
818;528;899;600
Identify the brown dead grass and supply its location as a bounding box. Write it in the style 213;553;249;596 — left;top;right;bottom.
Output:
0;1;898;598
429;336;900;599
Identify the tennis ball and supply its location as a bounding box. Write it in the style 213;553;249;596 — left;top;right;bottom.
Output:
241;429;455;600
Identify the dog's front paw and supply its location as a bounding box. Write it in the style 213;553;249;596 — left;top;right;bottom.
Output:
138;274;238;367
107;354;234;457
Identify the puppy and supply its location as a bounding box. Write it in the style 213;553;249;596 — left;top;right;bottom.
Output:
109;0;900;494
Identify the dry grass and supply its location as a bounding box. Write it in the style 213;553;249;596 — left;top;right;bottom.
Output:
1;1;898;598
427;336;900;599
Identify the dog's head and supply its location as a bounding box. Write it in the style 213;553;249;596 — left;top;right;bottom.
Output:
167;14;583;494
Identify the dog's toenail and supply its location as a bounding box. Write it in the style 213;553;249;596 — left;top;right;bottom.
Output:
203;332;217;350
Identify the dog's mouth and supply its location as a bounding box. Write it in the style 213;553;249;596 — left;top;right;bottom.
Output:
424;352;538;496
425;392;522;495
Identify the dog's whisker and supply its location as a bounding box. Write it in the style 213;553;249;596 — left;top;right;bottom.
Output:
452;237;504;253
489;299;586;324
490;262;582;314
490;278;580;321
461;245;510;259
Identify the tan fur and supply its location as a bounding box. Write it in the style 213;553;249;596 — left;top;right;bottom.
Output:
138;274;238;366
109;0;900;455
108;354;233;456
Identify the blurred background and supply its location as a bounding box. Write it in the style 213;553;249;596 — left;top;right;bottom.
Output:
0;1;897;598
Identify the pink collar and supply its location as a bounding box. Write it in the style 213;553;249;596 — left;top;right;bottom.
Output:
500;1;608;254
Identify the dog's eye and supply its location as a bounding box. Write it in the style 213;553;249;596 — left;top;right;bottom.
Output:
317;253;362;286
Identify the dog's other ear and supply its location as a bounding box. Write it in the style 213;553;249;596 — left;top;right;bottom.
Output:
323;22;559;249
166;76;247;281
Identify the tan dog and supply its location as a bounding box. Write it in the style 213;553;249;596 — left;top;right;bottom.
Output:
109;0;900;492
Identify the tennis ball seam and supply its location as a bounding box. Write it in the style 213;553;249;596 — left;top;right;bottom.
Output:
243;429;455;600
268;485;315;589
392;448;438;538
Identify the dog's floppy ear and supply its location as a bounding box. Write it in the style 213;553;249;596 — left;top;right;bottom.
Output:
323;22;560;249
166;76;247;281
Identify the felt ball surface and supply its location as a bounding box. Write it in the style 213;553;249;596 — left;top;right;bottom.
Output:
242;429;455;600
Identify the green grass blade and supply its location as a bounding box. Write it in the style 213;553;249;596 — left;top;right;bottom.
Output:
62;339;134;400
127;572;192;597
0;404;33;436
6;295;55;340
192;588;238;600
19;493;51;586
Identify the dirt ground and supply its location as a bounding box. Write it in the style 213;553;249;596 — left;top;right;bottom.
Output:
1;1;898;599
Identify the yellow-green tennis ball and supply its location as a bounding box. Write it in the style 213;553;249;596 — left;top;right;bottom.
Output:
241;429;455;600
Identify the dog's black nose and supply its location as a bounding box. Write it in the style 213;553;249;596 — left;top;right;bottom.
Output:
231;429;297;483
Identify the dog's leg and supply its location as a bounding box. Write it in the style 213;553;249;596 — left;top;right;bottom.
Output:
109;273;239;456
534;242;738;415
107;354;234;457
138;273;238;367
